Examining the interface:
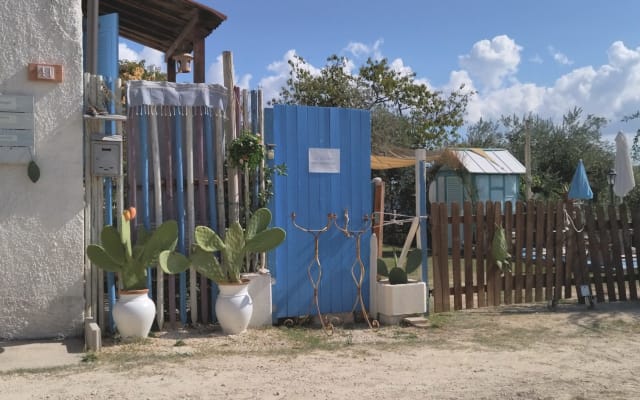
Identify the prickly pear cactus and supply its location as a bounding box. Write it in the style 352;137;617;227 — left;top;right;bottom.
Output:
159;208;286;284
86;207;178;290
492;224;512;272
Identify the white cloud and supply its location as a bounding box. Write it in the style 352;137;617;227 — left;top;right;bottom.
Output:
458;35;522;90
118;43;166;72
139;47;165;71
548;46;573;65
257;49;306;104
457;41;640;140
118;43;139;62
343;39;384;60
206;54;253;90
530;54;543;64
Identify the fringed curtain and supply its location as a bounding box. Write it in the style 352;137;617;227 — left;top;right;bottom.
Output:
126;81;227;327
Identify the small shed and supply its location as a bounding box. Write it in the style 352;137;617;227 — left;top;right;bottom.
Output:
428;148;526;209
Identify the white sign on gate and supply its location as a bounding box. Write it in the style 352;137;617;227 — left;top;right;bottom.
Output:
308;147;340;173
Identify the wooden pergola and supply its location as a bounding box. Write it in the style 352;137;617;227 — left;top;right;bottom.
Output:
82;0;227;82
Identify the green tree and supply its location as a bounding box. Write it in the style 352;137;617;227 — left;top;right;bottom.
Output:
119;59;167;82
273;54;474;150
622;110;640;162
501;108;613;202
463;118;506;148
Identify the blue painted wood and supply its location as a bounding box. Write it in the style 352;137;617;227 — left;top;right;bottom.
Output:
174;111;187;324
97;13;119;332
204;111;218;322
268;105;371;319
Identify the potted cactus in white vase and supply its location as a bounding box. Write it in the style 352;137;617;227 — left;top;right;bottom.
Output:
159;208;285;334
86;207;178;338
376;248;427;324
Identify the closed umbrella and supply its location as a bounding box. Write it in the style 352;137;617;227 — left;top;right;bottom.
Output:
613;131;635;198
568;159;593;200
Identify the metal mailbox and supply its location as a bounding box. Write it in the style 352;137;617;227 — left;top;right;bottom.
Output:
91;134;122;177
0;95;35;164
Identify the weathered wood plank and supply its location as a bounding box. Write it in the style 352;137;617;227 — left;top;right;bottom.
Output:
493;202;503;306
554;202;565;302
620;204;637;300
439;202;451;311
585;206;604;302
486;201;496;307
572;204;589;304
596;206;616;301
504;201;514;305
632;210;640;300
476;202;486;308
609;205;627;301
431;203;443;313
451;202;463;310
514;201;525;303
544;202;554;301
534;201;545;301
464;201;474;309
525;200;535;302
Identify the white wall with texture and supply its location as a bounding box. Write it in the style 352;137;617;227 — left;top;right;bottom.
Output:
0;1;85;339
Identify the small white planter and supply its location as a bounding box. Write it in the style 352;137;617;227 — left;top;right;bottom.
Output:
376;280;427;325
216;280;253;334
112;289;156;338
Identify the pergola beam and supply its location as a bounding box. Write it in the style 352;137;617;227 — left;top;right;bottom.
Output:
164;9;199;62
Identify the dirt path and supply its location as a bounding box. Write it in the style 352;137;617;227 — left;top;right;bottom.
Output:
2;301;639;400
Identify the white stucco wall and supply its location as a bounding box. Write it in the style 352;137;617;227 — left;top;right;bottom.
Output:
0;1;85;339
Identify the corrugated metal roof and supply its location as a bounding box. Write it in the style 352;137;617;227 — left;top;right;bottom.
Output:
447;149;526;174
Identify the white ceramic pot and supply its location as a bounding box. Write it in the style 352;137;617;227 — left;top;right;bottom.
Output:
112;289;156;338
215;280;253;334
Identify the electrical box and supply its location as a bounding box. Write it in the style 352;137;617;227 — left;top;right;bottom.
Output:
91;134;122;177
0;95;35;164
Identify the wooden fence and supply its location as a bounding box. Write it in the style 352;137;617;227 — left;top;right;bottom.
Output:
430;200;640;313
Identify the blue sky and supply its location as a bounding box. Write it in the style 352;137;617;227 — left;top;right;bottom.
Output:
120;0;640;142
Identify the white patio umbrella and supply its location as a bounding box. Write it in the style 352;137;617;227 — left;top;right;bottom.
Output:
613;131;636;198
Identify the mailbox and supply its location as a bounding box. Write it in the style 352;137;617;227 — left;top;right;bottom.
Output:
0;95;35;164
91;134;122;177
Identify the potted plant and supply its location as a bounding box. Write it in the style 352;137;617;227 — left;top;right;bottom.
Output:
86;207;179;338
159;208;285;334
375;248;427;324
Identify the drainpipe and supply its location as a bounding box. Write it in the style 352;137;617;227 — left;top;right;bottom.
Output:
87;0;99;74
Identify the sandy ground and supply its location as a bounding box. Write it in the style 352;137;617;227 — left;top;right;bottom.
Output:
1;301;640;400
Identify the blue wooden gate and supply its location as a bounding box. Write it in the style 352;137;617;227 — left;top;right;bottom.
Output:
265;105;372;319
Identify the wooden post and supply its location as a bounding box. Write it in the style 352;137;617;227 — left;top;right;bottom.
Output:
524;117;532;200
223;51;240;223
167;59;176;83
193;38;205;83
372;179;385;257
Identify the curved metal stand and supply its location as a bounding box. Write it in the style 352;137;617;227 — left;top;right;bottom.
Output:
291;212;335;335
334;210;379;330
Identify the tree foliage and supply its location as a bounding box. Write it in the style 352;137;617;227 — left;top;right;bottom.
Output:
273;54;474;150
119;60;167;82
465;108;616;203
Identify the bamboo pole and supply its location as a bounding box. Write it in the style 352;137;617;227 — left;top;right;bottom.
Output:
257;90;267;269
185;107;198;324
214;109;227;238
223;51;239;223
242;89;249;132
149;105;164;329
